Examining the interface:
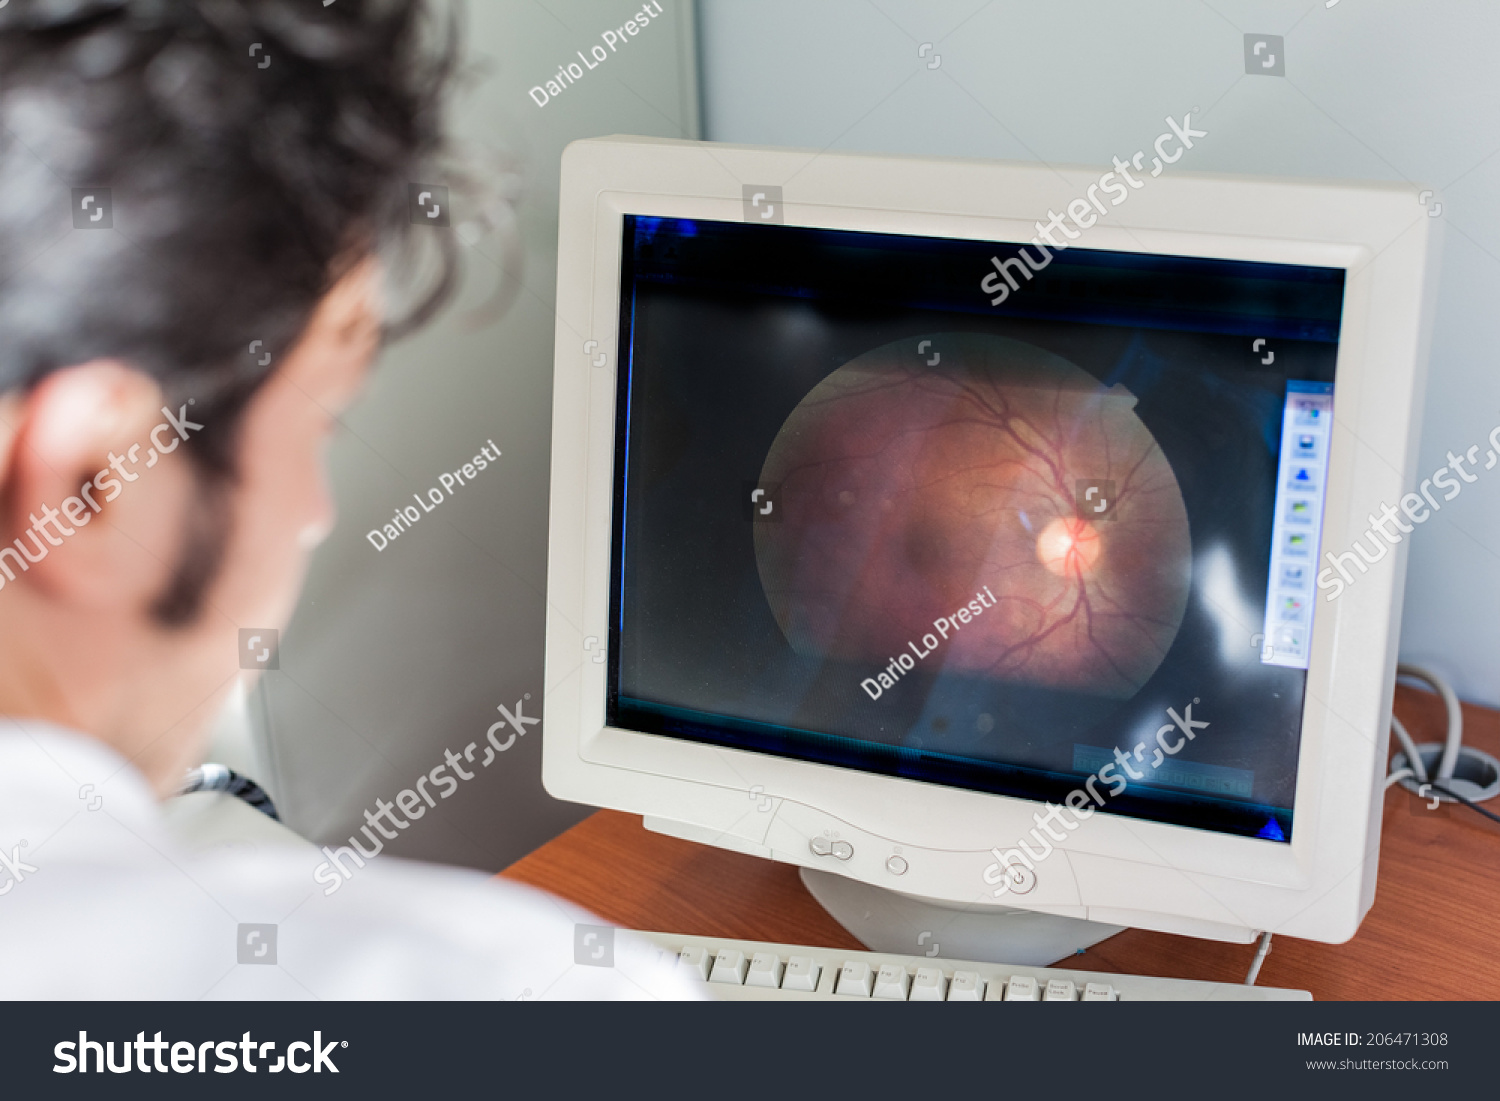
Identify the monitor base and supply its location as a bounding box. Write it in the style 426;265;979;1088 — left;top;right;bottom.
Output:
799;867;1124;967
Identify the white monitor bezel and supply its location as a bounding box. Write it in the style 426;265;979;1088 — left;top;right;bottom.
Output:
544;135;1438;943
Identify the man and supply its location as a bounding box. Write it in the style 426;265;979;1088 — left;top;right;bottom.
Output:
0;0;696;999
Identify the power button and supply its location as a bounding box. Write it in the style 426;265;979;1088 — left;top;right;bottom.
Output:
810;837;853;861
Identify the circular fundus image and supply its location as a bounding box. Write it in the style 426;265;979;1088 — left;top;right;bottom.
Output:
753;333;1193;699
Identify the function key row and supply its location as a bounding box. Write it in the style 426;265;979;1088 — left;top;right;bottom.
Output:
679;947;1117;1001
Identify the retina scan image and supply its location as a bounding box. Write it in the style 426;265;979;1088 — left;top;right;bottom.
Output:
753;333;1193;699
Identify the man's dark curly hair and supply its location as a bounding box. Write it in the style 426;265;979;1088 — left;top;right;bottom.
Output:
0;0;466;622
0;0;461;445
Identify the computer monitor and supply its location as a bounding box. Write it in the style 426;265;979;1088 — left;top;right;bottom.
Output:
544;135;1439;957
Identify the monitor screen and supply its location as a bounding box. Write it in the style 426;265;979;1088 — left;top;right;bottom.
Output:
605;215;1345;843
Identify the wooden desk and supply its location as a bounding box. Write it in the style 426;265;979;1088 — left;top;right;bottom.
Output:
503;686;1500;999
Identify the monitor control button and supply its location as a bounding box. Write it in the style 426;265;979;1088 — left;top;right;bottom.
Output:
810;840;858;864
810;837;854;861
885;855;908;875
1004;864;1037;894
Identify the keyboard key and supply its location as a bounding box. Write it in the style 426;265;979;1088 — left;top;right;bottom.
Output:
872;963;910;1000
782;956;820;992
1004;975;1039;1001
745;952;783;989
910;967;947;1001
709;949;748;985
949;970;985;1001
677;947;710;981
835;961;874;997
1044;979;1077;1001
1082;982;1117;1001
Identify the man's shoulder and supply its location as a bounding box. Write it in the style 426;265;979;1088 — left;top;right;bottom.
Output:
0;723;700;999
2;832;700;1000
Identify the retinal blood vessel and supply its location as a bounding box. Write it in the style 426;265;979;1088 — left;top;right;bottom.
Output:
754;332;1192;700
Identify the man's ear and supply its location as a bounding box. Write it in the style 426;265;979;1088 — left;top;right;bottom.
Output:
0;362;196;612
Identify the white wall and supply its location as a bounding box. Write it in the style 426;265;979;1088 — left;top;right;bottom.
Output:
258;0;700;871
699;0;1500;708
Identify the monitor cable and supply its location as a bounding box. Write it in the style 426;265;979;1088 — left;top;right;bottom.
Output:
1243;931;1273;985
1384;663;1500;824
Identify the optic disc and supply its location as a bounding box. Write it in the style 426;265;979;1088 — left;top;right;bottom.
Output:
1036;516;1102;577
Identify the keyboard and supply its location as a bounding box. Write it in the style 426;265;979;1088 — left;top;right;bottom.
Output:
634;930;1312;1001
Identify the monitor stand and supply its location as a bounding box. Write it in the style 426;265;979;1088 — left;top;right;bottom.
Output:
800;867;1124;967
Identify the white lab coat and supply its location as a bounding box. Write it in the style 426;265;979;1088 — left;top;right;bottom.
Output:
0;720;701;999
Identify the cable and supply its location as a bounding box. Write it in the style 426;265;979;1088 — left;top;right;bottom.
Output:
1394;664;1462;783
1384;767;1414;790
1389;715;1428;784
1424;781;1500;826
178;763;280;821
1386;664;1500;826
1244;931;1272;985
